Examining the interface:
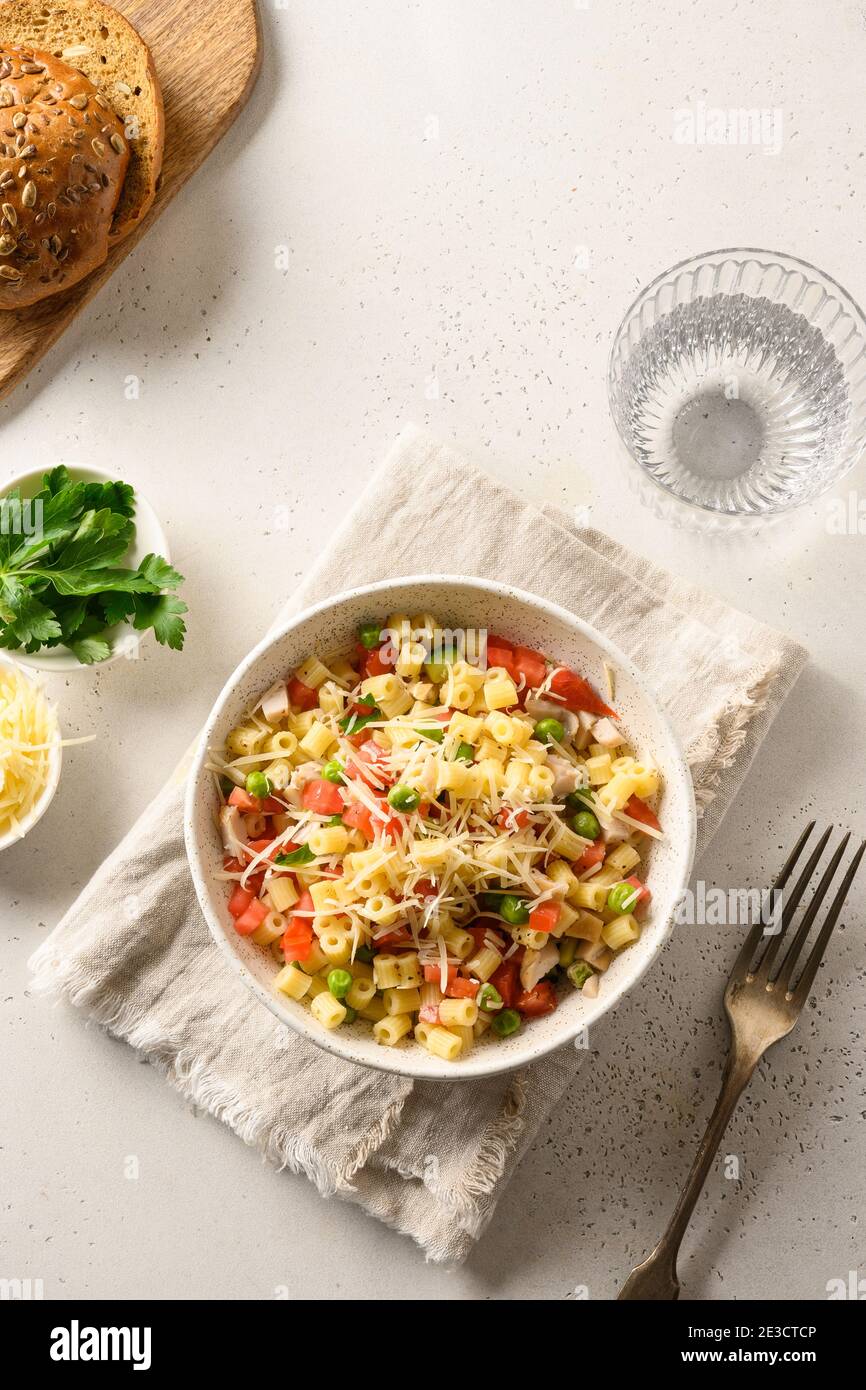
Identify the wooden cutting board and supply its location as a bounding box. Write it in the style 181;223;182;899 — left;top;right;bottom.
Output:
0;0;261;404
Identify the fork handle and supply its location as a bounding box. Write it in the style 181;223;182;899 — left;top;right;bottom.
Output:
618;1048;759;1299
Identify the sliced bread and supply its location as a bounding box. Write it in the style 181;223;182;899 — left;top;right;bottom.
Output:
0;0;164;239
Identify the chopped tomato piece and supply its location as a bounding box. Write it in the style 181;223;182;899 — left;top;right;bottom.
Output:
573;837;606;873
302;779;344;816
288;676;318;712
413;878;438;901
346;738;392;788
364;644;395;677
423;963;457;985
486;633;514;652
624;874;652;912
241;840;282;870
490;958;520;1009
419;1003;440;1024
623;794;662;833
515;981;558;1017
227;883;254;918
446;977;479;1000
549;667;616;718
234;896;269;936
280;918;314;963
372;795;406;841
466;920;507;951
486;644;518;681
497;807;530;830
374;928;415;947
223;856;243;873
291;889;315;918
341;800;375;840
528;901;561;934
512;645;547;690
227;788;283;815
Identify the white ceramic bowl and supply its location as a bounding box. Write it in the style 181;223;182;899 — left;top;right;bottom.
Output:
0;656;63;853
0;464;169;673
185;577;697;1080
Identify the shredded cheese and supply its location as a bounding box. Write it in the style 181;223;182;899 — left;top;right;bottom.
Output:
0;664;59;841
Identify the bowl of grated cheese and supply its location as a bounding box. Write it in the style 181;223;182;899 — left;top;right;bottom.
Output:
0;657;63;851
185;576;697;1080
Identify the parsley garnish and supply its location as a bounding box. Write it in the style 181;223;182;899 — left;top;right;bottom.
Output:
275;844;316;867
0;467;187;663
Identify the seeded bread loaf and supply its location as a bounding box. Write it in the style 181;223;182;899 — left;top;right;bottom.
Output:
0;0;164;240
0;42;129;308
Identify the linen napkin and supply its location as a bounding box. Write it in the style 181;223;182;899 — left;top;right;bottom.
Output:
29;425;808;1264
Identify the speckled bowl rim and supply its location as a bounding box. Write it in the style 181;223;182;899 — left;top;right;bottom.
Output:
185;576;697;1081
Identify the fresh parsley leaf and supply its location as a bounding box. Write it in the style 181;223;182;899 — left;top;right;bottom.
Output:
68;629;113;664
81;479;136;517
131;593;188;650
0;470;187;663
338;695;382;734
99;591;136;626
275;844;316;867
0;579;62;646
52;594;90;639
136;552;184;590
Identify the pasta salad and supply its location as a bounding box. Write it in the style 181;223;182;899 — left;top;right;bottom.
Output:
208;614;664;1061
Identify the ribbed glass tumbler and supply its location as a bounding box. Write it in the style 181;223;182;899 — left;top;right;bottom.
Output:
608;250;866;521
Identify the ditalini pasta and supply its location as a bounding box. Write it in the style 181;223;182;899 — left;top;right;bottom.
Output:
207;617;664;1060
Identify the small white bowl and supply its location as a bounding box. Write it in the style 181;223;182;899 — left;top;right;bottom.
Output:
0;656;63;852
0;464;169;673
185;577;697;1081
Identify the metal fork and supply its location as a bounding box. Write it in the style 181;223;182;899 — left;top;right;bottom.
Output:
618;823;865;1300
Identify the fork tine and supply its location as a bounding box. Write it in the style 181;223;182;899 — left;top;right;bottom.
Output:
791;841;866;1004
754;825;833;980
728;822;814;980
774;833;850;991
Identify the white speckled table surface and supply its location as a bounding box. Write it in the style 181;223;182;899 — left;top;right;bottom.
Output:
2;0;865;1300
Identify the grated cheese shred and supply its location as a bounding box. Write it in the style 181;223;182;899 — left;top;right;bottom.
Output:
0;664;60;841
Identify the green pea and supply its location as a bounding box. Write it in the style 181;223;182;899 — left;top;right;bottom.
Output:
424;646;459;683
321;758;345;784
572;809;600;840
558;938;577;968
416;726;444;743
245;770;271;799
455;742;475;762
564;788;594;815
388;784;421;813
492;1008;521;1038
355;944;375;963
343;1005;358;1024
534;717;565;745
478;983;503;1013
358;622;382;649
327;968;353;1000
607;882;639;915
477;891;503;914
499;894;530;926
567;961;594;990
